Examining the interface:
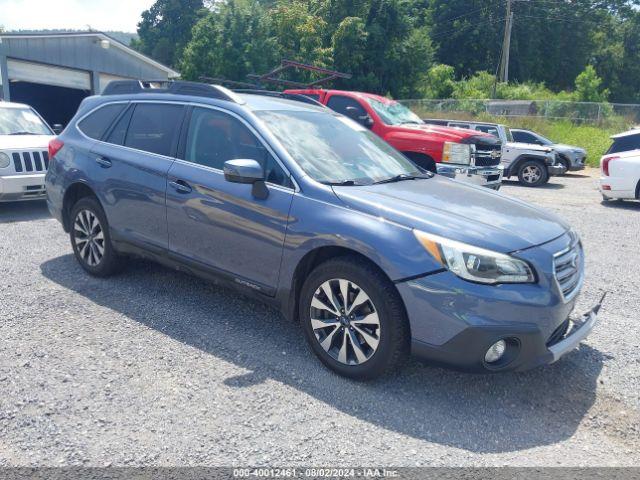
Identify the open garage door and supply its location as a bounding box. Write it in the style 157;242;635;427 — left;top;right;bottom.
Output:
7;60;91;127
7;59;91;90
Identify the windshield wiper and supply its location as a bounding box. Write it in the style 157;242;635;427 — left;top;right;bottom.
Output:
320;180;367;186
8;131;39;135
399;121;421;125
374;173;433;184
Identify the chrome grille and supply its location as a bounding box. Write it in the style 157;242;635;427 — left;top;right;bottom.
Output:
473;144;502;167
11;151;49;173
553;237;584;302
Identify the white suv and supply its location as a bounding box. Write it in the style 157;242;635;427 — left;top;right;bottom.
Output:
599;128;640;201
0;101;55;202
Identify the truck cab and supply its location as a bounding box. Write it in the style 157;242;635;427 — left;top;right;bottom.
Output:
285;89;503;189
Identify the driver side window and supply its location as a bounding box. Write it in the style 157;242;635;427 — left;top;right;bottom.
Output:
184;107;292;188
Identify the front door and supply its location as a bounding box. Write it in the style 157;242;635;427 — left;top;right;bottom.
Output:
165;106;295;294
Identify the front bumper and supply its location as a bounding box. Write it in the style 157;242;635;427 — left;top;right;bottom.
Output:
0;173;47;202
570;156;586;171
547;163;567;176
437;164;503;189
410;300;600;372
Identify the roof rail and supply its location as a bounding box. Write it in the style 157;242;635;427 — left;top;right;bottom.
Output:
233;89;326;108
101;80;245;104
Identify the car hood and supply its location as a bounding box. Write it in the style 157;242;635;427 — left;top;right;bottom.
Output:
0;135;54;150
333;175;569;253
505;141;553;153
392;123;484;143
554;144;585;153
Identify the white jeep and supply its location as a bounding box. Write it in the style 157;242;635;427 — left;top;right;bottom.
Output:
0;102;55;202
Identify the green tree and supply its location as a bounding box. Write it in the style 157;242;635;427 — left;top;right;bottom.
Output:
418;64;456;99
133;0;206;68
573;65;609;102
180;0;277;82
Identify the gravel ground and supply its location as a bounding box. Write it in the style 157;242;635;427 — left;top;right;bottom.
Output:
0;168;638;467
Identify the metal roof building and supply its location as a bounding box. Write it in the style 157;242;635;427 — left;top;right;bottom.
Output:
0;32;180;126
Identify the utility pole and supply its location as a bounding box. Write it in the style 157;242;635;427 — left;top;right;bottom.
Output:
498;0;514;83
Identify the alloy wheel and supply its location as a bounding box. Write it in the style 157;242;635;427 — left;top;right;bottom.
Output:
522;165;542;183
73;209;105;267
309;278;381;365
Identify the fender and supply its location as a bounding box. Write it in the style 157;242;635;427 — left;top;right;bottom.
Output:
506;154;551;177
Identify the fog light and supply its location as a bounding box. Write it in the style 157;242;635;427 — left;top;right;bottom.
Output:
485;340;506;363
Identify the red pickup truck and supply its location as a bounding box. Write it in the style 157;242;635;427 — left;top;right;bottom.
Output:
284;89;504;189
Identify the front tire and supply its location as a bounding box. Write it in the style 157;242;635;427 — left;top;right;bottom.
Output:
299;257;409;380
70;197;122;277
517;160;549;187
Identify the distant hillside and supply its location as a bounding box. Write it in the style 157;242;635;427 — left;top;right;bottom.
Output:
7;29;138;47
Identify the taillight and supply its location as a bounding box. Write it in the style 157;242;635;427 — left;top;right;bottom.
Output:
48;138;64;159
602;156;619;176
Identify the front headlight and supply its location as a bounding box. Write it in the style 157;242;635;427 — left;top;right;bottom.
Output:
442;142;471;165
414;230;535;284
0;152;10;169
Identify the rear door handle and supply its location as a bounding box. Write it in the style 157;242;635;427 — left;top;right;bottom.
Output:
169;179;192;194
95;156;112;168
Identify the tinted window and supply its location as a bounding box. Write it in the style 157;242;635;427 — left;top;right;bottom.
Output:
326;95;367;117
512;130;537;143
449;122;471;129
124;103;184;156
475;125;500;137
77;104;126;140
104;106;133;145
185;107;292;188
607;134;640;154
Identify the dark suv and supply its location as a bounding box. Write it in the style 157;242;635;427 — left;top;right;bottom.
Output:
46;81;599;379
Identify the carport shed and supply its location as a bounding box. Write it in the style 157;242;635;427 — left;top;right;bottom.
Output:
0;32;180;126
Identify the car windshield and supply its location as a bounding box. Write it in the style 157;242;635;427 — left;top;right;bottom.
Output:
0;107;52;135
364;98;423;126
257;110;423;185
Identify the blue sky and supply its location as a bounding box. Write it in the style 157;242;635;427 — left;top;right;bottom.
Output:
0;0;155;32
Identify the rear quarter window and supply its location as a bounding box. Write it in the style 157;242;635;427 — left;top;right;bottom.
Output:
607;134;640;154
77;104;127;140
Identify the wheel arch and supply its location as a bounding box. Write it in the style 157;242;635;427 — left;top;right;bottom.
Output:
401;151;437;173
62;182;100;232
284;246;404;324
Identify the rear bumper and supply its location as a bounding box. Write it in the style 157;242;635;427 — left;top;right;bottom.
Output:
437;164;503;189
0;173;47;202
599;175;637;199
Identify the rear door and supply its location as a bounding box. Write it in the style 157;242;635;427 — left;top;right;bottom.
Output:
89;102;186;253
165;106;295;294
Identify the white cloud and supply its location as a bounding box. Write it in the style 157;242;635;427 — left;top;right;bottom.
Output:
0;0;156;32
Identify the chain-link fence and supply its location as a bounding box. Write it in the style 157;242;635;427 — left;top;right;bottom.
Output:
399;98;640;127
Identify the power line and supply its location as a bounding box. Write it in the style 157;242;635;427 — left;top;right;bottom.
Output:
430;16;506;40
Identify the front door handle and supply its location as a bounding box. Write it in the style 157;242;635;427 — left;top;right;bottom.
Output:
95;156;112;168
169;179;192;194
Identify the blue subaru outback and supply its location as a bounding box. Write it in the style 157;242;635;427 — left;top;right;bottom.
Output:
45;81;601;379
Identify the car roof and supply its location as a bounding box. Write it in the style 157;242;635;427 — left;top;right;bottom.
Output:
240;93;327;113
611;128;640;139
0;101;32;109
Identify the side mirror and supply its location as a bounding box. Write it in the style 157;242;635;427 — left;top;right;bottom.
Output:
223;159;268;199
52;124;63;135
345;106;374;128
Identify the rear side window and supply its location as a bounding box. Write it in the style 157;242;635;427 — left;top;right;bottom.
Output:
607;134;640;154
77;104;126;140
123;103;184;156
326;95;367;117
475;125;500;137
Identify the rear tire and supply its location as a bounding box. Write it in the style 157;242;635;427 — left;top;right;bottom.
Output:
70;197;122;277
517;160;549;187
299;256;410;380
